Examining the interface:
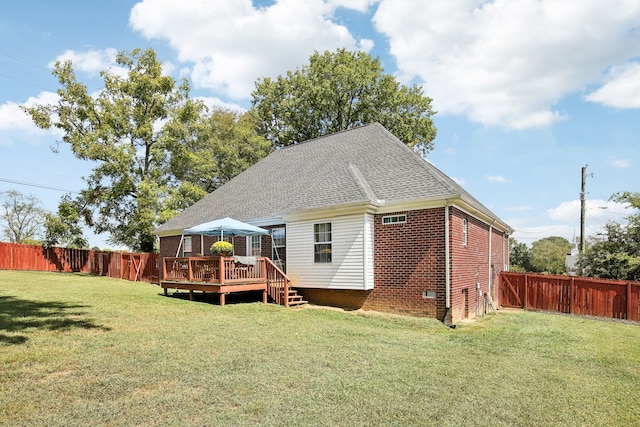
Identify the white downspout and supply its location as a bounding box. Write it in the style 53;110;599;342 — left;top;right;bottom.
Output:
488;223;493;296
445;201;451;312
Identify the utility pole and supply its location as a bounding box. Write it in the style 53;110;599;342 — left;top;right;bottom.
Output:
579;164;587;254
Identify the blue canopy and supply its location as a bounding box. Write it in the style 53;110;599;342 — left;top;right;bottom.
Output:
183;217;269;238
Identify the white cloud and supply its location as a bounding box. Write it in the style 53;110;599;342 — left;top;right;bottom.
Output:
547;199;632;223
50;48;121;76
585;62;640;108
0;91;61;135
0;100;36;132
373;1;640;129
451;176;465;186
195;96;246;113
510;224;574;245
0;92;64;146
611;158;630;169
130;0;374;100
486;175;507;183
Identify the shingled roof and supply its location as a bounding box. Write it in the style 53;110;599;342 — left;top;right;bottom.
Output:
155;123;511;235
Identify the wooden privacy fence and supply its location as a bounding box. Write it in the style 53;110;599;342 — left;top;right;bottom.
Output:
500;272;640;321
0;242;159;283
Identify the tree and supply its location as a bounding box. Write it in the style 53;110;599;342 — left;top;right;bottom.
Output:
42;195;89;249
163;108;272;216
23;48;198;252
529;236;571;274
578;191;640;280
509;237;532;272
251;48;437;156
0;190;46;243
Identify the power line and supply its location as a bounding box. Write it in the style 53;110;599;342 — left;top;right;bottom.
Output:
0;177;79;194
0;50;50;72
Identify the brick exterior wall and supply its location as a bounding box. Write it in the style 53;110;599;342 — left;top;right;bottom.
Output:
366;208;447;318
448;207;508;323
158;212;508;324
298;207;508;323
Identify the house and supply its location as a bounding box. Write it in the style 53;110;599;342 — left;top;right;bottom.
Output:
154;123;512;324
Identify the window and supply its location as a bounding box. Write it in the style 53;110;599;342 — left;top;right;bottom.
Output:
183;236;192;256
314;223;332;263
272;227;286;271
247;235;261;256
462;218;468;246
382;214;406;224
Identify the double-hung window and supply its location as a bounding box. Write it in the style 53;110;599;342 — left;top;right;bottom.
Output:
183;236;192;257
314;223;332;263
247;235;261;256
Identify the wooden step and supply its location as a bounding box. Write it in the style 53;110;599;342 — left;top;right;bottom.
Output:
285;288;307;306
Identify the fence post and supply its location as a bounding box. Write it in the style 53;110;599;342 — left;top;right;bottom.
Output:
569;276;575;315
627;281;632;321
524;273;528;310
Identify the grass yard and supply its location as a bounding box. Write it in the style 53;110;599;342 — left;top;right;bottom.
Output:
1;271;639;426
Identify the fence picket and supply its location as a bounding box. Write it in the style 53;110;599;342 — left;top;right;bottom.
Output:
0;242;158;283
500;272;639;321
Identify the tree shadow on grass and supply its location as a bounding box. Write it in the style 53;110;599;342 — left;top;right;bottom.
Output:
0;295;111;346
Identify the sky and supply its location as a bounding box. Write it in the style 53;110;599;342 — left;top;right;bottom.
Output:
1;0;639;249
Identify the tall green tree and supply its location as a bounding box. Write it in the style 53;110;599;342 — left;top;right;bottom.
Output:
42;195;89;249
509;237;532;272
529;236;571;274
163;108;272;209
0;190;46;243
251;48;437;156
23;48;198;251
578;191;640;280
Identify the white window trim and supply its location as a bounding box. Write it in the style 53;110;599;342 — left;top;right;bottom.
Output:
314;222;332;263
183;236;192;256
382;214;407;224
247;235;262;256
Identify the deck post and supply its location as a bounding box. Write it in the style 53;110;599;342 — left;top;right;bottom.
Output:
220;292;226;306
263;289;267;304
219;256;225;285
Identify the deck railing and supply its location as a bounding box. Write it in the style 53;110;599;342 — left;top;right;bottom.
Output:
264;257;290;307
162;256;291;305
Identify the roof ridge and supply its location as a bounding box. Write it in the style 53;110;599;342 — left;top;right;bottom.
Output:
277;122;380;151
347;162;379;203
375;125;462;194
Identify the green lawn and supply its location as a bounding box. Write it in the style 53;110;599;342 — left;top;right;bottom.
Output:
1;271;639;426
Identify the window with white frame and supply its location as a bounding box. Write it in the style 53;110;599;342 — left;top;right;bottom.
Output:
247;235;261;256
382;214;407;224
314;223;332;263
183;236;192;256
462;218;468;246
272;227;286;271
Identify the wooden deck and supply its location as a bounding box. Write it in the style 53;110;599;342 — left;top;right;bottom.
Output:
160;256;304;306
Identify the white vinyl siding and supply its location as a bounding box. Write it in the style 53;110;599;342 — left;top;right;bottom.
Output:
287;213;374;290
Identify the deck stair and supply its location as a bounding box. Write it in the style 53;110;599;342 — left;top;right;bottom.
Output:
283;288;307;306
161;255;306;308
